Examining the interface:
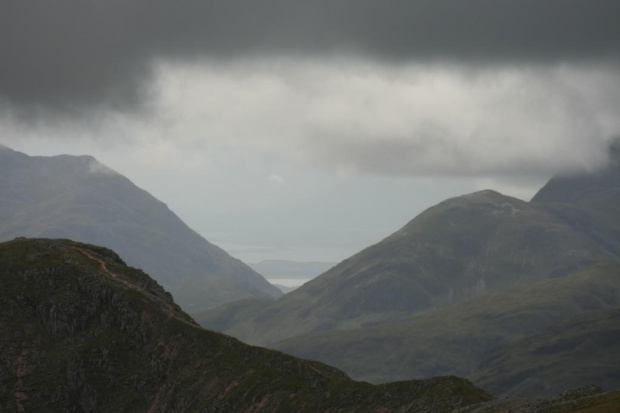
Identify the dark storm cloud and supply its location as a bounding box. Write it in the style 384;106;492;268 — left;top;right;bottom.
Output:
2;0;619;115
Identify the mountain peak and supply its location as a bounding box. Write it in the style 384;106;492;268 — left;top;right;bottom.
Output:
417;189;527;220
608;137;620;167
0;148;282;313
532;139;620;205
0;143;23;156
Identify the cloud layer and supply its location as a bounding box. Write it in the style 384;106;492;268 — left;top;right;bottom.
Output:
2;0;620;115
148;60;619;177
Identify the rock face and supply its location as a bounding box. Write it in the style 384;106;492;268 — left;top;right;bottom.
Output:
0;145;281;313
0;238;491;413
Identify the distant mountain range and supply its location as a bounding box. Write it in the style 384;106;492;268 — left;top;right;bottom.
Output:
0;238;495;412
249;260;337;279
198;139;620;397
0;145;281;313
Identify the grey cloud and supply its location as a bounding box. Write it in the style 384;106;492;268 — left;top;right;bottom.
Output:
2;0;620;116
308;135;616;179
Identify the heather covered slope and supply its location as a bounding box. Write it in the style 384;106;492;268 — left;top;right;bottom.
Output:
0;145;281;312
0;238;491;413
273;261;620;395
454;388;620;413
470;306;620;398
202;189;615;345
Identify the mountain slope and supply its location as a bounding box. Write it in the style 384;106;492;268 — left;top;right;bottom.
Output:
470;306;620;398
202;189;615;345
273;261;620;394
0;145;281;312
0;238;491;412
200;143;620;346
531;141;620;257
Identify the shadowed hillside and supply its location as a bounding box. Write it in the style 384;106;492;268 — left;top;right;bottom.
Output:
274;261;620;395
0;238;492;413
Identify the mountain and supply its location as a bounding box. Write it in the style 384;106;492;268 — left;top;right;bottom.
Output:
531;140;620;258
201;188;617;345
199;142;620;347
0;237;491;412
194;141;620;399
531;139;620;206
273;260;620;396
0;145;281;313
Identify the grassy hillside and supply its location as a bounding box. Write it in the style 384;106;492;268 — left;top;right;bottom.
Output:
455;388;620;413
0;238;491;412
0;145;281;313
202;190;615;346
470;306;620;398
273;261;620;396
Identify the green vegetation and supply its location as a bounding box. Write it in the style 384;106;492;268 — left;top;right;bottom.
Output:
470;306;620;398
0;238;492;412
274;261;620;394
202;189;616;346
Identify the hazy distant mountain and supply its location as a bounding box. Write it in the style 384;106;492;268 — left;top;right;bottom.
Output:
272;283;298;294
0;145;281;313
0;238;492;412
249;260;337;279
274;260;620;397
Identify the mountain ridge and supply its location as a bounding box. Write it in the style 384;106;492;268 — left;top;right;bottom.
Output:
199;184;616;345
0;237;492;412
0;145;282;313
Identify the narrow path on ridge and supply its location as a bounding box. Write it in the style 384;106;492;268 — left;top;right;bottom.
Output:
75;248;199;328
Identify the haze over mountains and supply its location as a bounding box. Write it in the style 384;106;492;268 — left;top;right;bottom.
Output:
0;144;281;313
199;140;620;397
249;260;337;280
250;259;337;292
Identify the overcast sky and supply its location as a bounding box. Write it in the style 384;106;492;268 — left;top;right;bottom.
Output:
2;1;620;263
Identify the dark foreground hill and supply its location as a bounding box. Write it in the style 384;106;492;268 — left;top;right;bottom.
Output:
0;145;281;313
0;238;492;413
